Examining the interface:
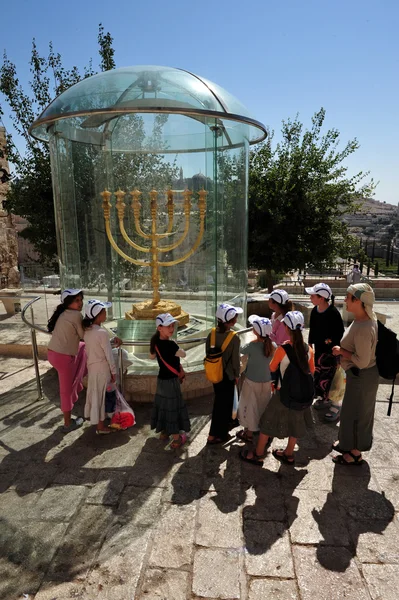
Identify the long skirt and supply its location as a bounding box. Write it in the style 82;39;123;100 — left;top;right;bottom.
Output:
314;352;338;402
48;342;87;412
259;390;314;439
238;378;272;431
151;377;191;435
338;365;379;451
209;375;235;440
84;363;110;425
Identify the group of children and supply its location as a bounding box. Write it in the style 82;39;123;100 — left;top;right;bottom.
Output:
150;282;344;465
49;283;344;458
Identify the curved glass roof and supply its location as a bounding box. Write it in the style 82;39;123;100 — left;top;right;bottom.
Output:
30;65;267;147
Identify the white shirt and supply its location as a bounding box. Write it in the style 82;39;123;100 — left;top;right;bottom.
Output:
84;325;116;374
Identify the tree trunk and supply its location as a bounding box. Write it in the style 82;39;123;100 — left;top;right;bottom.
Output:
266;267;274;293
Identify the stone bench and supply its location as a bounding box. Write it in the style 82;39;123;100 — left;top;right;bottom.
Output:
0;289;22;315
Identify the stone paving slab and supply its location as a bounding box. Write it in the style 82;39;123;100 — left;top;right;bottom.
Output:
1;363;399;599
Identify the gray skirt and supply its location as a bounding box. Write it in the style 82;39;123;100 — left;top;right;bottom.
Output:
259;390;314;439
151;377;191;435
338;364;379;451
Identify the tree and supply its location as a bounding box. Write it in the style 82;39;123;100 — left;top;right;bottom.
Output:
0;24;115;266
248;108;375;290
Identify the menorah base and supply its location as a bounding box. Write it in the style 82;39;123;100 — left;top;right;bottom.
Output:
125;299;189;327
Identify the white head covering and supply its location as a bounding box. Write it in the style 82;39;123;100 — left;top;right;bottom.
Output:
347;283;376;321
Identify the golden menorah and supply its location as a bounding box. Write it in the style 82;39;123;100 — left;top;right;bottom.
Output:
100;188;207;324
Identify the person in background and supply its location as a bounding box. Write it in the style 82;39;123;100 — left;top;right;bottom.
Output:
348;264;361;284
47;289;86;432
331;283;379;466
265;290;294;346
206;303;242;445
306;282;345;422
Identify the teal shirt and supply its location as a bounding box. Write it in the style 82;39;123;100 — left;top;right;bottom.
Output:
241;340;274;383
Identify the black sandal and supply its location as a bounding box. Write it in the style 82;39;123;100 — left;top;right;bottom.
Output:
332;451;363;466
239;448;264;466
272;449;295;466
236;430;253;443
207;436;229;446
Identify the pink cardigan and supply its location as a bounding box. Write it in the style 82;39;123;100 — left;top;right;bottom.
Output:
270;313;290;346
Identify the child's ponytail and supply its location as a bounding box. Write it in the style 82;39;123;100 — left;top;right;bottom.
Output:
331;294;335;306
280;300;294;316
150;330;161;355
82;316;95;329
262;336;275;358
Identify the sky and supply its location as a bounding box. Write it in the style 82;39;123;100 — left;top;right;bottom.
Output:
1;0;398;204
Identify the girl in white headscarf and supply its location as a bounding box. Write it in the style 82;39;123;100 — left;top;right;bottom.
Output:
331;283;379;466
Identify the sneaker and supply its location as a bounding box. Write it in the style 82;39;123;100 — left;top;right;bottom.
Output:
62;417;84;433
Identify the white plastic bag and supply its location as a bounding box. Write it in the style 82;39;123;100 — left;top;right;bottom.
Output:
329;367;346;405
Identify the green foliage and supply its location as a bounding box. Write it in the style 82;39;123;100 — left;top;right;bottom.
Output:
248;108;375;277
0;24;115;265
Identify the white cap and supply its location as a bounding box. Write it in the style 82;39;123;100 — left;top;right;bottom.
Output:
282;310;305;331
84;299;112;319
264;289;290;304
216;303;244;323
248;315;272;338
61;288;82;303
156;312;178;327
305;282;332;300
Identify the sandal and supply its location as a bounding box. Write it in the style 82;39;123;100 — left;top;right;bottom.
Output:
206;436;230;446
171;433;187;449
96;428;111;435
324;406;341;422
62;417;84;433
333;451;363;466
236;430;253;443
272;449;295;465
239;448;264;466
313;397;332;410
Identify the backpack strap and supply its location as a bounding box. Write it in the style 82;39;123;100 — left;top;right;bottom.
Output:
221;330;236;352
210;327;216;348
387;378;395;417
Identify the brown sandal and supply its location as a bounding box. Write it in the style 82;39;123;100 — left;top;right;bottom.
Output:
170;433;187;449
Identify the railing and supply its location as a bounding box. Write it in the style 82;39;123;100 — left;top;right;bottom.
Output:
20;296;252;398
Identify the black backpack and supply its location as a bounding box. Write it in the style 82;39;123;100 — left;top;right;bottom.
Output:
376;320;399;415
279;343;314;411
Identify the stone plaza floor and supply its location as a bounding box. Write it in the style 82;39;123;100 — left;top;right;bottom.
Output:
1;360;399;600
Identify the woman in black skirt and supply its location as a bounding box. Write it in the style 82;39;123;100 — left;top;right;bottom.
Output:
150;312;190;449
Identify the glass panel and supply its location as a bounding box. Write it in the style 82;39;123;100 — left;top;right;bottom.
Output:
48;111;249;373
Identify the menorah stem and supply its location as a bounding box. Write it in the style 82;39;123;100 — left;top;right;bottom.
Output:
150;190;161;306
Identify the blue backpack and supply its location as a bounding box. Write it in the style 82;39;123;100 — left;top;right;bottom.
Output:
279;343;314;411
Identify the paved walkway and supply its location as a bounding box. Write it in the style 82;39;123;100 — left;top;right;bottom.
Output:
1;363;399;600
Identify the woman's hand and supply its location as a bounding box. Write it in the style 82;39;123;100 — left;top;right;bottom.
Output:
332;346;341;356
112;336;123;347
111;373;116;383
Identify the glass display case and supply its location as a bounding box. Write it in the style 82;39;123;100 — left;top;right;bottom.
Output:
30;65;266;372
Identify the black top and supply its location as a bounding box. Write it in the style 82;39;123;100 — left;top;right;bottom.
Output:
155;339;181;379
308;305;345;356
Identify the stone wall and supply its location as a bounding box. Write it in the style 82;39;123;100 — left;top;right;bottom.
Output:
0;126;19;288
